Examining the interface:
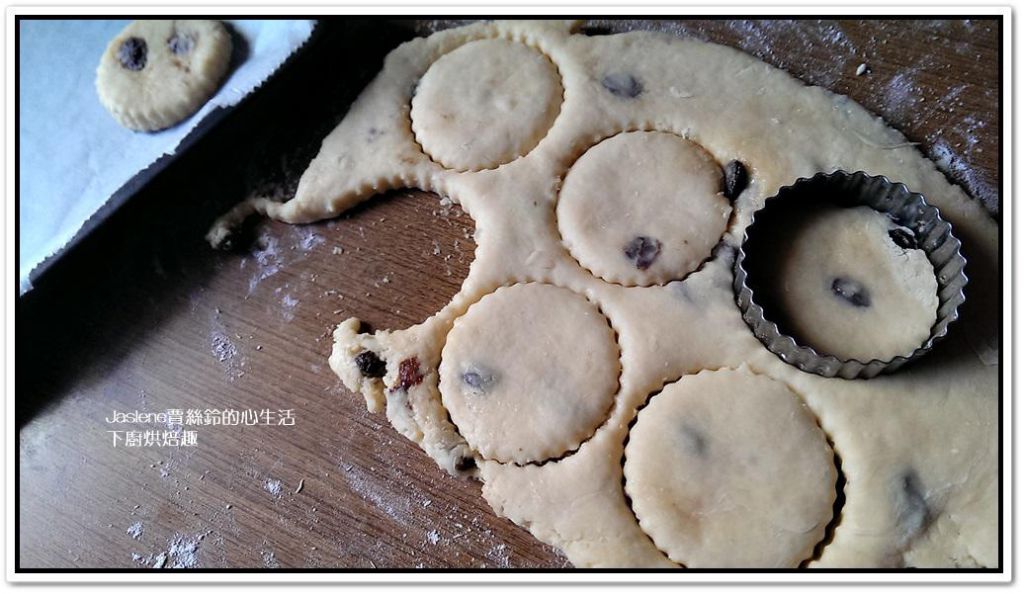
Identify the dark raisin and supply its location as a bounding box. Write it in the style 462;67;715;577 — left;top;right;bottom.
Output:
831;277;871;308
117;37;148;71
888;227;918;250
462;366;498;394
601;73;643;98
354;350;386;378
168;32;196;56
680;424;707;457
623;236;662;270
723;160;749;201
454;456;477;472
894;469;932;545
393;357;424;392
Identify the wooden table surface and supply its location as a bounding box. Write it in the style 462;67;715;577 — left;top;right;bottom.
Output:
17;18;1000;570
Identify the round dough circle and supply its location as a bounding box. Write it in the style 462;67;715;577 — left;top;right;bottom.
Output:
556;131;732;286
623;368;837;568
411;38;562;171
769;206;939;362
96;20;232;132
439;283;619;464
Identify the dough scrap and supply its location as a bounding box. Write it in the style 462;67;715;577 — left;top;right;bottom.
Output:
209;20;999;569
411;37;563;171
556;130;732;286
96;20;232;131
439;283;619;464
624;368;837;568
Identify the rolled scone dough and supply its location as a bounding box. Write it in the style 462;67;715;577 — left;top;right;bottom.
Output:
96;20;232;132
210;20;999;568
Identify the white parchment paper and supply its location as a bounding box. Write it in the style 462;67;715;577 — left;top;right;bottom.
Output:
18;19;316;294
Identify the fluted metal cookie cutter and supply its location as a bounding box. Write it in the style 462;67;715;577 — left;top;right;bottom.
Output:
734;170;968;380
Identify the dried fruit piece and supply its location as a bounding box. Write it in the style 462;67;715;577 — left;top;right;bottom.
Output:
679;424;708;457
831;276;871;308
454;456;477;472
393;357;424;392
723;160;749;200
602;73;643;98
168;31;196;55
888;227;918;250
893;469;932;545
462;366;498;394
354;350;386;378
117;37;147;71
623;236;662;270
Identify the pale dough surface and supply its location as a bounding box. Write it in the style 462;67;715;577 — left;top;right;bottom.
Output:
439;283;619;464
411;37;563;171
210;20;999;568
773;205;939;362
624;367;836;568
96;20;232;132
557;130;731;286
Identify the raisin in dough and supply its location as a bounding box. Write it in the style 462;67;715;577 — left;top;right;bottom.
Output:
411;37;563;171
557;131;732;286
439;283;619;464
771;206;939;362
624;368;836;568
209;21;999;568
96;20;232;131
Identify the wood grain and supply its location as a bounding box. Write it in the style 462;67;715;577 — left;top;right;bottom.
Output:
17;18;999;569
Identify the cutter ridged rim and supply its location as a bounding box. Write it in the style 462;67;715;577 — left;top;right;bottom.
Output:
734;170;968;380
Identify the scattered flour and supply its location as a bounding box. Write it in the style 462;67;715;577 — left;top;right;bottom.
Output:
209;329;238;364
246;233;283;295
263;478;283;498
485;543;511;569
262;548;281;568
883;72;924;120
281;293;299;322
295;227;326;252
126;521;143;540
166;533;204;569
209;311;247;380
339;462;414;524
208;326;247;381
152;552;167;568
131;531;211;569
